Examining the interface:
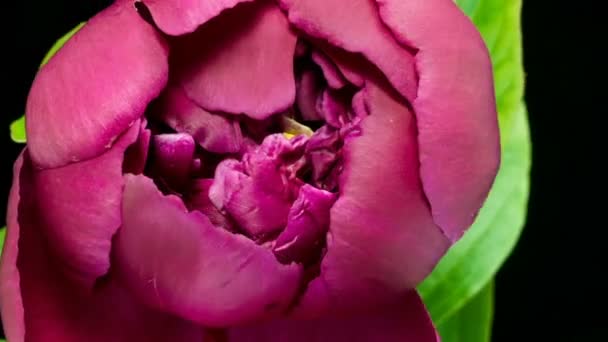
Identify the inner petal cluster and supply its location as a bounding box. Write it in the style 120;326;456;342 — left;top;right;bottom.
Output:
137;37;368;268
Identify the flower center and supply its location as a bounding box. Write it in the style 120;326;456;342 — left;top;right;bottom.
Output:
141;40;368;266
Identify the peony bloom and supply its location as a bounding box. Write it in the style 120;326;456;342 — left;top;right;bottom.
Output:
0;0;499;340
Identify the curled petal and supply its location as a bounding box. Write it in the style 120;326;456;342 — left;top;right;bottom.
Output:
123;119;152;175
141;0;254;36
279;0;417;100
153;86;244;154
32;123;139;288
0;152;202;342
296;71;323;122
26;1;168;168
230;290;438;342
115;175;302;327
174;0;297;119
375;0;501;241
295;78;449;316
311;50;348;89
0;154;26;342
273;184;337;264
150;133;196;191
185;179;237;232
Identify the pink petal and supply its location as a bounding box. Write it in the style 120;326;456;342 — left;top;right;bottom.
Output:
31;122;139;288
26;1;168;169
229;290;438;342
0;152;202;342
296;71;323;121
115;174;303;327
375;0;501;241
278;0;417;101
153;86;244;154
311;50;347;89
174;0;297;119
123;119;152;175
295;78;449;316
185;179;237;232
273;184;337;264
149;133;196;191
0;153;26;342
141;0;254;35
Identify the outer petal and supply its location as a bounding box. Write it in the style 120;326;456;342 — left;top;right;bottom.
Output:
295;78;449;316
0;154;26;342
279;0;418;101
174;0;297;119
142;0;254;35
25;1;168;169
229;290;438;342
375;0;500;241
0;152;202;342
32;122;139;288
115;175;303;327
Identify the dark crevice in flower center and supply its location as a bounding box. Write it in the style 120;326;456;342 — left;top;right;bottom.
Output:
137;37;368;268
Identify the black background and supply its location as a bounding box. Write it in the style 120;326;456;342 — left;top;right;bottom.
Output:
0;1;602;341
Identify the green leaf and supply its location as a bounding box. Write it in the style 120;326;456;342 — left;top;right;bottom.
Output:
0;227;5;256
419;0;531;325
9;22;86;144
40;22;86;67
10;116;26;144
437;281;494;342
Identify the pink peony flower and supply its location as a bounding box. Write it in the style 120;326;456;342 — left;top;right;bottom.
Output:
0;0;499;340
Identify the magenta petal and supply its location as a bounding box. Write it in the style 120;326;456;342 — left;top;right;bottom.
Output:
375;0;500;241
154;86;243;154
273;184;337;264
0;154;26;342
296;71;323;121
229;290;438;342
295;79;450;315
150;133;196;191
175;0;297;119
26;2;168;169
31;123;139;288
115;175;302;327
123;119;152;175
311;50;347;89
0;152;202;342
142;0;254;35
185;179;237;232
209;135;306;237
279;0;417;101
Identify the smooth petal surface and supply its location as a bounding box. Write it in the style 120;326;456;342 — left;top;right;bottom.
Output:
142;0;253;35
32;123;139;288
295;78;449;316
375;0;500;241
154;86;243;154
26;1;168;168
174;0;297;119
115;175;302;327
279;0;418;101
230;290;438;342
0;152;202;342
